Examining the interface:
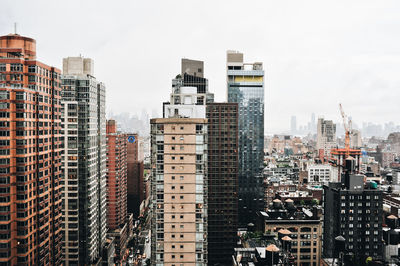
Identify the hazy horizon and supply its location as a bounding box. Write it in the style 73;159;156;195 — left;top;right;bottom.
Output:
2;0;400;133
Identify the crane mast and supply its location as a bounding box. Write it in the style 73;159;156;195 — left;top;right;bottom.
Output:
339;103;351;158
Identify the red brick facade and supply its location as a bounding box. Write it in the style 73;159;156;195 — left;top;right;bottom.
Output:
106;120;128;230
0;34;62;265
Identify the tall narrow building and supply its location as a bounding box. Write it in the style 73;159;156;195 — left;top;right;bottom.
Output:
61;57;107;265
151;59;211;265
206;103;239;265
126;133;145;217
227;50;265;225
0;33;63;265
316;118;336;158
106;120;130;262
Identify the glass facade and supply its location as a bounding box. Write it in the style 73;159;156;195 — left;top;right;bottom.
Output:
61;74;107;265
227;66;264;226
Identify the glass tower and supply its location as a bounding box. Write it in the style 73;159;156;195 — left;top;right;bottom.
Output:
227;50;264;226
61;57;107;265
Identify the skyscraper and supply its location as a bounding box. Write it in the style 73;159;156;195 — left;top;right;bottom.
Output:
316;118;336;158
206;103;238;265
106;120;130;262
61;57;107;265
227;50;265;225
0;33;63;266
150;59;211;265
311;112;316;132
291;115;297;135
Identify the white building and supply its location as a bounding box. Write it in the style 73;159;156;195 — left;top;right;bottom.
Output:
308;164;333;184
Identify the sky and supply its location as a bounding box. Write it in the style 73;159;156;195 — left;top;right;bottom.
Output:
1;0;400;133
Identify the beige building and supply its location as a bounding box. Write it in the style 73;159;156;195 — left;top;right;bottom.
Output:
316;118;336;158
257;201;322;266
264;220;322;266
151;118;208;265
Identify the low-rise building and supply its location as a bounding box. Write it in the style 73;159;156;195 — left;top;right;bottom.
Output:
256;199;322;266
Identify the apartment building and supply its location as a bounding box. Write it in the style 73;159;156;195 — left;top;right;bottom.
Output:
61;56;107;265
0;33;63;265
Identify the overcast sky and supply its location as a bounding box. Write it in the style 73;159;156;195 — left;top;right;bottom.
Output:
2;0;400;133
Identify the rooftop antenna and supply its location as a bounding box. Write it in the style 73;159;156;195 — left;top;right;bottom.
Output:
14;23;17;34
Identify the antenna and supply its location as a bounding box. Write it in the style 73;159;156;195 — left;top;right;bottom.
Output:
14;23;17;34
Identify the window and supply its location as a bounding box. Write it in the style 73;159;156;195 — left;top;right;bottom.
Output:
180;245;183;248
180;156;184;160
180;196;184;199
172;186;175;190
172;225;175;228
180;176;184;180
172;215;175;219
180;126;184;130
180;255;184;258
172;176;175;180
180;225;184;228
180;186;184;189
180;234;184;238
180;215;184;219
180;146;184;150
172;136;175;140
172;255;175;259
172;156;176;160
172;234;175;238
172;196;175;199
172;245;175;249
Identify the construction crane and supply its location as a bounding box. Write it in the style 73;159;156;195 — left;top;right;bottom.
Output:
339;103;351;158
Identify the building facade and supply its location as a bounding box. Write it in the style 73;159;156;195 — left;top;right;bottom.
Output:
256;200;322;266
106;120;127;230
308;164;332;184
227;50;265;225
151;59;211;265
206;103;239;265
126;133;145;217
0;33;63;265
150;118;208;265
323;179;384;260
106;120;130;262
61;57;107;265
316;118;336;158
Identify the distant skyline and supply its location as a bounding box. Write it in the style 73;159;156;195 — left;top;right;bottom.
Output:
1;0;400;133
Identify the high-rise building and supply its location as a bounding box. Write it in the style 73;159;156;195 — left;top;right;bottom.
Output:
291;115;297;135
227;50;265;225
61;56;107;265
106;120;130;262
206;103;239;265
350;129;362;148
126;133;145;217
311;113;316;132
316;118;336;158
323;159;383;261
150;59;211;265
106;120;127;230
0;33;63;265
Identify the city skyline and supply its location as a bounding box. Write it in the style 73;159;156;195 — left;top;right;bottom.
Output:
1;3;400;264
1;0;400;133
